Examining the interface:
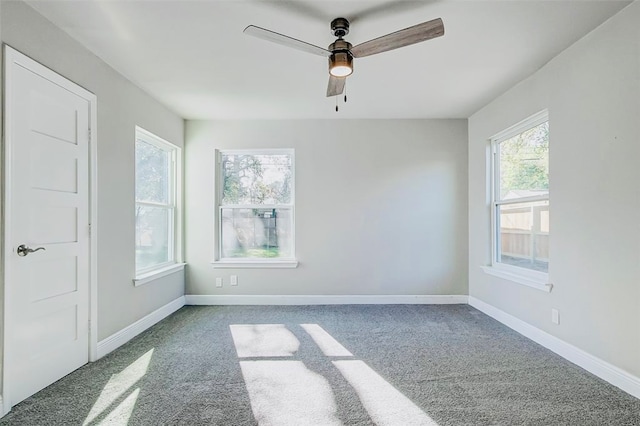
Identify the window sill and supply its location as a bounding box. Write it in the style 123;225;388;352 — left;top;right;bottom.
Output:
481;265;553;293
134;263;186;287
211;260;299;269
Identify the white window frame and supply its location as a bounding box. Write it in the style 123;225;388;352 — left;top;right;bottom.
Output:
482;110;552;292
212;149;298;269
134;127;184;285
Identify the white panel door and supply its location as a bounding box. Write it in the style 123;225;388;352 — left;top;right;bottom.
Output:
4;47;93;406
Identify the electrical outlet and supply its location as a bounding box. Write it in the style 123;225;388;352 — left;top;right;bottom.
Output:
215;277;223;288
230;275;238;286
551;308;560;325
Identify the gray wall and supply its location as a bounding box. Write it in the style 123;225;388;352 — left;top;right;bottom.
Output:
185;119;468;296
1;1;185;340
468;3;640;376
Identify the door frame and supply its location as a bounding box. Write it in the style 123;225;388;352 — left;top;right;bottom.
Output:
1;45;98;415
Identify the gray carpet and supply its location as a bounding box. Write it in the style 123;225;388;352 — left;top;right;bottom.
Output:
1;305;639;425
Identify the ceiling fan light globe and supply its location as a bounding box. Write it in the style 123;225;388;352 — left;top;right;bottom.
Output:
329;51;353;77
330;65;352;77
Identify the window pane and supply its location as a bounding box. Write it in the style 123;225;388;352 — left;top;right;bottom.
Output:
221;208;293;259
499;121;549;200
136;205;171;270
136;140;170;204
497;200;549;273
221;154;292;205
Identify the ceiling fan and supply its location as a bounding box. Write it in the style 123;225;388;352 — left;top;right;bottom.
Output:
244;17;445;97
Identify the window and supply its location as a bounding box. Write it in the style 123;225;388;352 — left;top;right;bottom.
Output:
489;111;549;285
214;150;296;267
135;127;182;278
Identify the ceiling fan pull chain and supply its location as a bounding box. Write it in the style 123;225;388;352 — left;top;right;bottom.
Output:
344;82;347;103
335;96;339;112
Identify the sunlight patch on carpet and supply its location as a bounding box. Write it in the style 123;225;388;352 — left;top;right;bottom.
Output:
95;388;140;425
83;348;154;425
300;324;353;357
230;324;300;357
240;360;342;426
333;360;438;426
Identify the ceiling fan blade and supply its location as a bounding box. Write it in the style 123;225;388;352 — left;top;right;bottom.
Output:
244;25;331;57
350;18;444;58
326;75;346;97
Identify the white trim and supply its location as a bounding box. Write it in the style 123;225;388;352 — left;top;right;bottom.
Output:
96;296;185;359
135;126;176;151
135;200;173;208
185;294;468;305
219;148;294;156
134;126;182;270
2;45;16;418
211;260;299;269
220;203;294;209
2;45;98;413
491;109;549;143
175;144;184;263
133;262;186;286
213;150;221;261
481;265;552;292
214;149;295;263
489;109;550;278
495;195;549;205
468;296;640;400
89;84;99;363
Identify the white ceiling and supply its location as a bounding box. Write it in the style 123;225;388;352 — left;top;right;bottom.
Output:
26;0;630;119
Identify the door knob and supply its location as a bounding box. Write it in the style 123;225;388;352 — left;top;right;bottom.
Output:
17;244;46;257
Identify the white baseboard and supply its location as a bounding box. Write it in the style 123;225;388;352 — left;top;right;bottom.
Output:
95;293;640;400
468;296;640;399
96;296;185;359
184;294;468;305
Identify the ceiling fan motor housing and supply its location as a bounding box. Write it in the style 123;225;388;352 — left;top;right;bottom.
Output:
328;39;354;77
